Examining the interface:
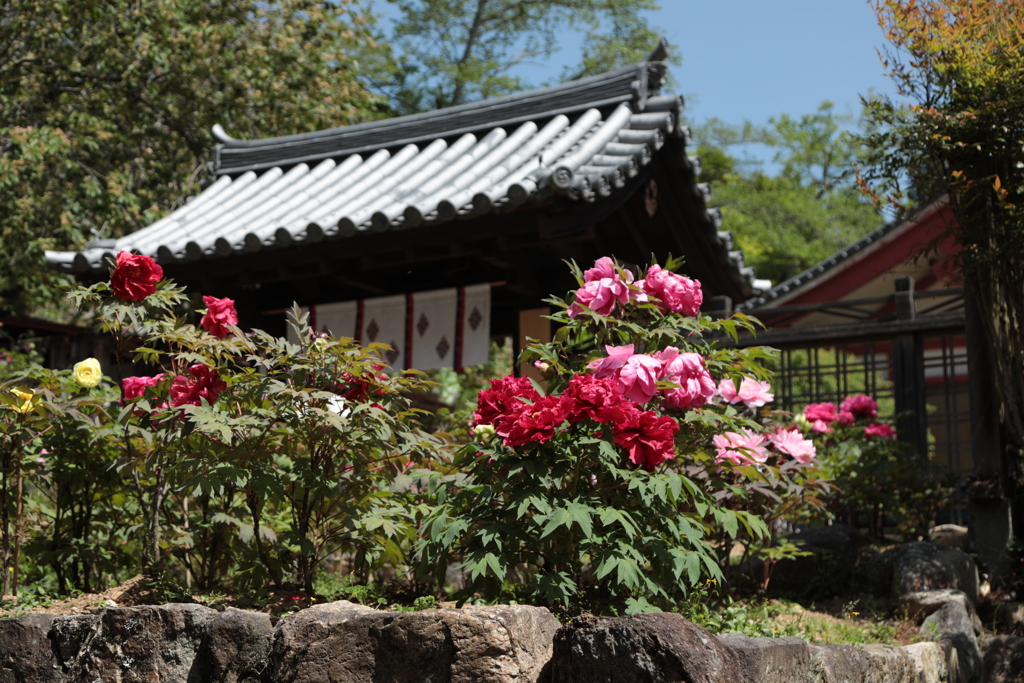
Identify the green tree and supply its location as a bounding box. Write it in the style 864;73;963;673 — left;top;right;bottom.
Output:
0;0;387;315
380;0;666;114
862;0;1024;526
694;102;882;284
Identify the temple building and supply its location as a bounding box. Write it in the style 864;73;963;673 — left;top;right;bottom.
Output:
46;44;766;371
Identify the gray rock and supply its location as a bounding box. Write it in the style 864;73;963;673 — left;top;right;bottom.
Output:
893;542;979;602
997;600;1024;634
930;524;968;548
901;642;950;683
862;546;898;596
717;633;812;682
547;613;738;683
64;603;216;683
189;608;273;683
0;614;59;683
978;634;1024;683
761;524;858;598
920;599;983;682
899;589;983;634
267;600;559;683
49;615;99;672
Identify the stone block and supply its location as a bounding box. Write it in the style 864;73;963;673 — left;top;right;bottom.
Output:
267;600;559;683
63;603;216;683
547;613;738;683
0;614;60;683
717;633;812;682
190;607;274;683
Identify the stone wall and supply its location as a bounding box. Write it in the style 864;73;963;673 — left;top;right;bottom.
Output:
0;597;1013;683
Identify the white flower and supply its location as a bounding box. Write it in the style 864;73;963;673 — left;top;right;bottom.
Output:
326;395;351;419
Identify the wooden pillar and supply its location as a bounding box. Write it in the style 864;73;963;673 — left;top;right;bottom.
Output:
892;277;928;457
518;307;552;382
964;276;1014;578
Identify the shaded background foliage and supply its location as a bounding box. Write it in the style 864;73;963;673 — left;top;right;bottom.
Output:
0;0;387;314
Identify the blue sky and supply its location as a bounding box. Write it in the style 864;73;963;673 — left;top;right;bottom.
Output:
371;2;901;162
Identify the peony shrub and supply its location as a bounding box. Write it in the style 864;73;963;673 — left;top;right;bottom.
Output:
797;394;950;540
67;252;438;594
417;256;817;613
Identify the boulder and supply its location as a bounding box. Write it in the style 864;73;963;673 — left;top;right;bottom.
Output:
547;613;738;683
0;614;59;683
893;542;979;602
919;599;983;682
267;600;559;683
997;600;1024;634
978;634;1024;683
63;603;216;683
930;524;968;548
762;524;858;597
899;589;982;634
190;608;274;683
862;546;899;596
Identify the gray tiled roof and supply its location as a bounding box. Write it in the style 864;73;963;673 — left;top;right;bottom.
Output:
45;56;762;295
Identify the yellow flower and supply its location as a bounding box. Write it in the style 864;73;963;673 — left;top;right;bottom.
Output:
73;358;103;388
7;388;36;414
473;424;496;438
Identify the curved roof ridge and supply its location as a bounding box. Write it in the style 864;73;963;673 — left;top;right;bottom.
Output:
212;61;665;176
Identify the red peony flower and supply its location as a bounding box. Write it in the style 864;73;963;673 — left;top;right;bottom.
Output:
502;394;568;447
841;393;879;420
170;364;227;407
110;252;163;302
562;374;625;423
836;410;855;427
612;409;679;470
122;374;167;415
201;296;239;338
474;375;539;436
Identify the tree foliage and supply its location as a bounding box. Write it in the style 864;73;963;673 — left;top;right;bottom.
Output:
694;103;882;284
380;0;667;114
862;0;1024;504
0;0;387;315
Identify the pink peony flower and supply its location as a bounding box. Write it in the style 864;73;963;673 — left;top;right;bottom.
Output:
769;428;817;463
583;257;632;284
640;265;703;316
804;402;838;423
718;376;773;408
617;353;663;403
841;394;879;420
587;345;665;404
587;344;635;378
811;419;834;434
656;347;715;411
568;277;631;317
713;429;769;464
865;422;894;439
201;296;239;338
612;409;679;471
837;410;855;427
